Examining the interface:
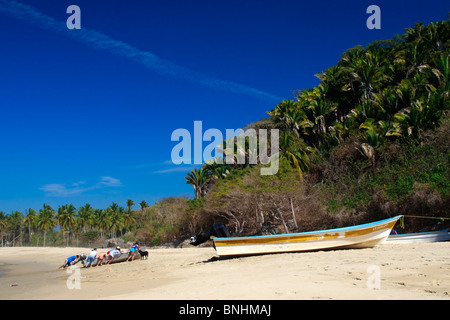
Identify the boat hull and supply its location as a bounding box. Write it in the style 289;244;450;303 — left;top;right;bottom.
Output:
387;229;450;243
92;251;141;265
213;216;401;257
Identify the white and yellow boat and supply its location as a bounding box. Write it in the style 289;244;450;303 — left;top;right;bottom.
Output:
213;215;402;257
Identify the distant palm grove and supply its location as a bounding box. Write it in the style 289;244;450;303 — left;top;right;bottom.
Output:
1;20;449;247
0;200;151;247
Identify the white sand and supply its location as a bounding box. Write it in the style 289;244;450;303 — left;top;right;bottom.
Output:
0;243;449;300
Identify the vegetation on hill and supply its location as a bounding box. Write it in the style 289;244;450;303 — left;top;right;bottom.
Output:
0;20;448;247
183;19;450;237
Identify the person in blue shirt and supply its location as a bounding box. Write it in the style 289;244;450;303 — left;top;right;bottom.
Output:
126;242;140;262
58;255;79;269
58;254;86;269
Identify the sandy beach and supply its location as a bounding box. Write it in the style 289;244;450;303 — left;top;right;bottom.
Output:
0;242;449;300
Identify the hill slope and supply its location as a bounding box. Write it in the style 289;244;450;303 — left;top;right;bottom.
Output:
179;19;449;239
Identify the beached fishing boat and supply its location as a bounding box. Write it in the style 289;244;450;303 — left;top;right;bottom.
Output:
213;215;402;257
387;229;450;243
92;250;140;265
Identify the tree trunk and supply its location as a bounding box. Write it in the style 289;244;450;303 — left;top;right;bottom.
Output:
290;198;298;231
273;202;289;234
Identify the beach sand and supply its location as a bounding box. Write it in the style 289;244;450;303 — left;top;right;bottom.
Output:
0;242;449;300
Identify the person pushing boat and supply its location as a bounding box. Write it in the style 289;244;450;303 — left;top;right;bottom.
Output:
126;242;139;262
85;248;98;267
106;247;123;265
95;251;107;266
58;254;86;269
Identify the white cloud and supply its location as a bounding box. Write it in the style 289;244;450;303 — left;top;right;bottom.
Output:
98;176;122;187
71;181;86;187
40;176;122;197
0;0;281;102
40;184;85;197
153;164;200;174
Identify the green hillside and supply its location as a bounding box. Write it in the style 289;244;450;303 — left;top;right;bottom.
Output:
181;19;450;238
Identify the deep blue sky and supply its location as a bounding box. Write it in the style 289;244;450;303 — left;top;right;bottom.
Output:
0;0;447;213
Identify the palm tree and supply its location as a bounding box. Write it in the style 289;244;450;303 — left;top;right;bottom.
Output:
395;40;427;79
0;211;9;246
292;84;338;148
351;52;391;101
392;94;443;139
267;100;304;132
107;202;120;238
424;20;448;52
212;163;230;179
110;206;126;237
185;168;211;198
92;209;110;238
308;85;337;134
8;211;24;246
325;121;349;146
109;202;119;213
36;205;56;247
138;200;149;215
430;54;449;94
404;22;425;43
123;209;136;234
57;204;76;245
317;65;356;122
203;157;231;179
122;199;137;234
77;203;93;232
23;208;37;243
126;199;135;212
280;131;313;180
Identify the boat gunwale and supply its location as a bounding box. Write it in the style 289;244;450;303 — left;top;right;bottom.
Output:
214;215;402;243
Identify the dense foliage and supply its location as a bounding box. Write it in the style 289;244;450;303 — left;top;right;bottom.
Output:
184;20;450;236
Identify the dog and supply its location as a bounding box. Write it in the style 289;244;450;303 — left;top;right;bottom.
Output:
138;249;148;260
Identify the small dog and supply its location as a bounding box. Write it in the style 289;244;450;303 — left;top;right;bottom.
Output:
138;249;148;260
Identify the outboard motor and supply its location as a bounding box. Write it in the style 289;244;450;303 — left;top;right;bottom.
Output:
211;222;231;237
190;222;230;246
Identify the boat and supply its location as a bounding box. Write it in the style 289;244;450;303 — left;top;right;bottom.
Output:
213;215;402;257
387;229;450;243
92;249;141;265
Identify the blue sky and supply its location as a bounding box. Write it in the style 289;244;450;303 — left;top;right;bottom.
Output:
0;0;447;213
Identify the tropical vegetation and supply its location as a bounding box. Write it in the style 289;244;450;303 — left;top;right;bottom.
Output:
0;200;143;247
183;19;449;235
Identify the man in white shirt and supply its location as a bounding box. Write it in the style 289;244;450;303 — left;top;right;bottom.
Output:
106;247;123;265
85;248;98;267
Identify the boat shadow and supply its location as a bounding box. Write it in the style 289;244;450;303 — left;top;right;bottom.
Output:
192;245;385;264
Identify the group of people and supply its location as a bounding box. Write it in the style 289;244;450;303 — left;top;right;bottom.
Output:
58;242;140;269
